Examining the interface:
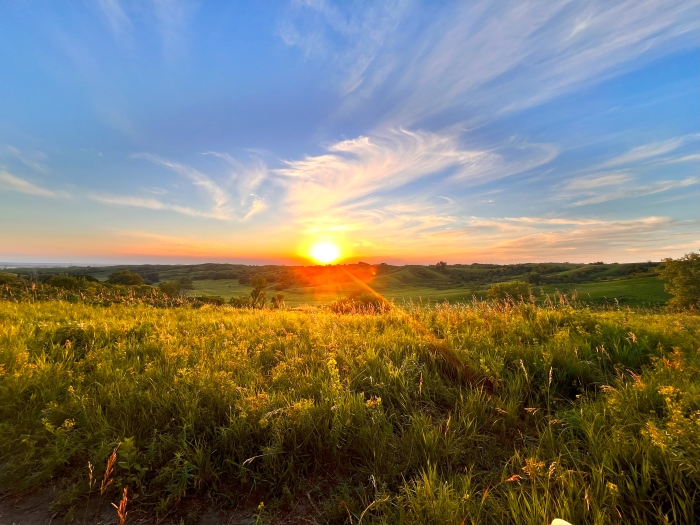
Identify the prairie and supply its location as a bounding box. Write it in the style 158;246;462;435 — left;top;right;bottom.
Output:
0;294;698;524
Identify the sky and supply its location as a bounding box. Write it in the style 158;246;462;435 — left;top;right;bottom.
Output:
0;0;698;265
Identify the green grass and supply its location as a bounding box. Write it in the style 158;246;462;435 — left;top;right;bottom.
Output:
190;278;251;298
1;295;698;524
540;277;670;307
189;275;668;309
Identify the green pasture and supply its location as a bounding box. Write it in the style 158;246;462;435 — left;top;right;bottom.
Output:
190;275;668;308
540;277;669;306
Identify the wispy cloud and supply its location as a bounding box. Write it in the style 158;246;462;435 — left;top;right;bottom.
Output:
95;0;195;59
279;0;410;94
202;151;268;211
283;1;700;125
664;154;700;164
90;193;219;219
115;152;272;221
2;145;50;174
133;153;231;218
0;171;63;198
480;216;699;262
416;215;700;263
571;177;700;206
276;128;556;214
97;0;132;40
600;133;700;168
561;172;634;191
151;0;196;62
552;133;700;206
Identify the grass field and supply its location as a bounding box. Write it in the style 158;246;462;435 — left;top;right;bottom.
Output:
1;295;698;524
540;277;670;307
190;275;669;309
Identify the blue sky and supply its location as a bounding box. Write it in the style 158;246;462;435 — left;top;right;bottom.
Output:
0;0;698;264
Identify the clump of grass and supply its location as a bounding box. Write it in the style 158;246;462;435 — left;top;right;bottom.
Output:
0;297;698;523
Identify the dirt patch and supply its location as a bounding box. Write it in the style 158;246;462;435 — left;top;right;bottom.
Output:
0;490;327;525
0;488;117;525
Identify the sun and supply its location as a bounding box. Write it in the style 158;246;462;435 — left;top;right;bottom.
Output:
309;241;341;264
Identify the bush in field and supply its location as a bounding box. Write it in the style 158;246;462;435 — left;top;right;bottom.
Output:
229;295;252;308
46;275;83;290
330;292;390;313
107;270;145;285
658;251;700;311
196;295;226;306
159;281;184;297
487;280;532;301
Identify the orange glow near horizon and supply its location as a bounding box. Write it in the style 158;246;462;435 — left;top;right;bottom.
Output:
309;241;341;264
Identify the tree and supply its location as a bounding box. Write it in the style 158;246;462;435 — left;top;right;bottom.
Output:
250;275;267;309
158;277;194;297
140;271;160;284
435;261;448;271
527;271;543;285
176;276;194;290
159;280;185;297
658;251;700;311
47;274;82;290
487;281;532;301
107;270;144;285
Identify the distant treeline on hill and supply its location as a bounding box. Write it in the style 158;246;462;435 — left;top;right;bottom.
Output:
6;260;661;291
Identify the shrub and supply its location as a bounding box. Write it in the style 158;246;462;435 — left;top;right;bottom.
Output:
329;292;390;313
107;270;145;285
487;280;532;301
46;275;82;291
229;295;252;308
197;295;226;306
658;251;700;311
158;280;185;297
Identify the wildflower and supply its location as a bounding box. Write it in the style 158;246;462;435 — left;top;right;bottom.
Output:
522;458;545;479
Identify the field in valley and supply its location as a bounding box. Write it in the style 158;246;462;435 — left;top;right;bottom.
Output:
0;282;698;524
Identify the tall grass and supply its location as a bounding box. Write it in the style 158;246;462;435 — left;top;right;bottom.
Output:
0;297;698;523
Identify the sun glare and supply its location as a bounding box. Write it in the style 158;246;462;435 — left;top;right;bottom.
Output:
310;241;341;264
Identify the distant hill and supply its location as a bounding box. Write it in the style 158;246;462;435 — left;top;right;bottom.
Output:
6;261;668;307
